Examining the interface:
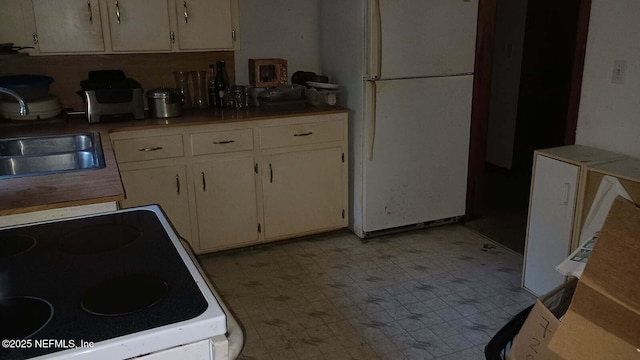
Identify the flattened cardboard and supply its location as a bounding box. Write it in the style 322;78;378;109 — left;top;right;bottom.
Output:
549;197;640;359
508;278;577;360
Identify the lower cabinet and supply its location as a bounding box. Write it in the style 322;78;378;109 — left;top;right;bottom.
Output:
262;147;345;240
111;111;348;254
193;156;259;251
522;145;626;296
119;165;192;241
523;154;579;296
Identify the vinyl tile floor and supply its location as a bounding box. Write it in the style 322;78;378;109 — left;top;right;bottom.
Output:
198;225;535;360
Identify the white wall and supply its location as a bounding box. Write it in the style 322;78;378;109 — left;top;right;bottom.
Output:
234;0;322;85
576;0;640;158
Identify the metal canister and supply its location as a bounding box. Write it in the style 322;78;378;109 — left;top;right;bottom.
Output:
146;88;184;118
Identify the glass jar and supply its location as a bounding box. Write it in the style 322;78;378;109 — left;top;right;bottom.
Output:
225;85;249;110
173;71;192;109
191;70;208;108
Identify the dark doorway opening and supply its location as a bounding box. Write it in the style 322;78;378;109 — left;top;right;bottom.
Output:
465;0;591;253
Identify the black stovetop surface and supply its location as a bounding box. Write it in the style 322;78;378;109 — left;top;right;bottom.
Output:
0;210;208;359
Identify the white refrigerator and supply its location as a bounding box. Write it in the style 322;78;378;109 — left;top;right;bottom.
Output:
319;0;479;237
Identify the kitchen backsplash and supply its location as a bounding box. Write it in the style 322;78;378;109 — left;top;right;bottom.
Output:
0;51;235;111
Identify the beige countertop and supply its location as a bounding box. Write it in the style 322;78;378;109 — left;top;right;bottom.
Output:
0;106;348;215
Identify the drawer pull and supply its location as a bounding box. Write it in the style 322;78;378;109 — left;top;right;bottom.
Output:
201;171;206;192
87;0;93;24
115;0;121;24
176;174;181;194
212;140;235;144
138;146;163;152
294;132;313;137
269;163;273;183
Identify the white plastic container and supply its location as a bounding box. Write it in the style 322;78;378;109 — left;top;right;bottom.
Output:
305;87;339;107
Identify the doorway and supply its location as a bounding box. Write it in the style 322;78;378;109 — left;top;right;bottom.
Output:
465;0;592;253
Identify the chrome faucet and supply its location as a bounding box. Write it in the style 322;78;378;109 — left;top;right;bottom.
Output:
0;87;29;116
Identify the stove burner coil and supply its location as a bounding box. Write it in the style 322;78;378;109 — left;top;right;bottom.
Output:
57;224;141;254
0;296;53;339
0;234;36;258
81;274;168;316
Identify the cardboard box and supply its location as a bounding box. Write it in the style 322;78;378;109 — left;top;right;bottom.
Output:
508;278;578;360
548;196;640;359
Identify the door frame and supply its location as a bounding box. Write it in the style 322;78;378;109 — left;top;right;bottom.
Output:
465;0;591;220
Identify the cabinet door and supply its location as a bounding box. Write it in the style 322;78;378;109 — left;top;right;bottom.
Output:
0;0;30;47
175;0;233;50
193;156;258;251
262;147;345;240
106;0;172;52
32;0;105;52
119;165;192;241
523;155;579;296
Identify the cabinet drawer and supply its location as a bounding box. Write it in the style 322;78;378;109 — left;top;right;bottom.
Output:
259;120;343;149
113;135;184;163
191;129;254;155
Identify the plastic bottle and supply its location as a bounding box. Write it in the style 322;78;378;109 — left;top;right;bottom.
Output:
212;60;230;108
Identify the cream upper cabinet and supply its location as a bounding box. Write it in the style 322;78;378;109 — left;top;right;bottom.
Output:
20;0;236;54
175;0;234;50
105;0;172;52
31;0;105;53
0;0;31;47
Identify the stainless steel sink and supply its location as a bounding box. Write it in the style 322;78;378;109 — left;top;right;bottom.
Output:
0;133;96;156
0;133;106;178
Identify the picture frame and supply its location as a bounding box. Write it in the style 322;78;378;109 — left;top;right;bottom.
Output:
249;58;288;87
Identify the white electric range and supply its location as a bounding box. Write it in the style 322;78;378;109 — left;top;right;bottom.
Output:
0;205;243;360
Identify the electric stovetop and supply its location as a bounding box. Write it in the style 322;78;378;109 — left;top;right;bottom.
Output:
0;206;226;360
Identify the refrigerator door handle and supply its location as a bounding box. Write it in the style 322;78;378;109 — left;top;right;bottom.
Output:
366;80;377;160
367;0;382;80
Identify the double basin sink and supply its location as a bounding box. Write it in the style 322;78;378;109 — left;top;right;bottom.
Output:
0;132;106;178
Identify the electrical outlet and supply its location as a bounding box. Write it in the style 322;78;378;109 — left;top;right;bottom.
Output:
612;60;626;84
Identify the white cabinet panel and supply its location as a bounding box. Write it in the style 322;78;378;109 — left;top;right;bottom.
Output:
523;155;578;296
